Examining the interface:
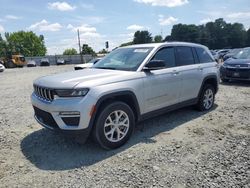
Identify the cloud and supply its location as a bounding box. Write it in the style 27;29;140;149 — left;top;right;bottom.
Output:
134;0;188;7
80;3;94;10
127;24;144;30
0;24;4;32
158;15;178;25
28;19;62;31
227;12;250;19
67;24;96;33
200;18;212;24
5;15;22;20
48;1;76;11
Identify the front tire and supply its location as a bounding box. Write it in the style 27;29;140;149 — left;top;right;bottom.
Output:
196;84;215;111
93;101;135;149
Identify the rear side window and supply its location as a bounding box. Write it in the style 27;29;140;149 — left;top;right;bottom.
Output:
175;46;195;66
195;47;214;63
152;47;175;68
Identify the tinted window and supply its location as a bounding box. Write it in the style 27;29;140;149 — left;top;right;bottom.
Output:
175;46;195;66
152;47;175;68
196;47;214;63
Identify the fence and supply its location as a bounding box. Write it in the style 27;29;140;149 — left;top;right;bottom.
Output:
25;54;93;66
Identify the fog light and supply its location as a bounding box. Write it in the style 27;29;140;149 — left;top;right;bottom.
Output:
59;111;80;116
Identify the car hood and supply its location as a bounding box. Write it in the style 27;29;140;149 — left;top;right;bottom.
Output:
224;58;250;65
34;68;137;89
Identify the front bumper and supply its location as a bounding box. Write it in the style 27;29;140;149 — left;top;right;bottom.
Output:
220;66;250;80
31;92;97;131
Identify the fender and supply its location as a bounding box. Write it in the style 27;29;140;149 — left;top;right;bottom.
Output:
88;90;141;130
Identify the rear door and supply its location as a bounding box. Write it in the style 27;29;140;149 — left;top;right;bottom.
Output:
143;47;182;113
175;46;203;102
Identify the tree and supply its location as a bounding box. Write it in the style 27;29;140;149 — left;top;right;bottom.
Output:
63;48;77;55
3;31;46;56
168;18;248;49
98;49;108;54
120;41;133;47
246;28;250;46
82;44;96;56
133;30;152;44
154;35;163;43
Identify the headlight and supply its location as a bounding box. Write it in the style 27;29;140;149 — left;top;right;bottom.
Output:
55;88;89;97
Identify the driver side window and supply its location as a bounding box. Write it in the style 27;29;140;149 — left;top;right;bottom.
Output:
152;47;176;68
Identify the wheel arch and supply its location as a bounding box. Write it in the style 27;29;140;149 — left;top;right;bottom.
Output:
198;75;218;98
88;90;141;130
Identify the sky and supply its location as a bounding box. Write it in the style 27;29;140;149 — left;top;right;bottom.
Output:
0;0;250;55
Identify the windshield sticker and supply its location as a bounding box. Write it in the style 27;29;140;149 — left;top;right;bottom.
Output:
134;49;149;53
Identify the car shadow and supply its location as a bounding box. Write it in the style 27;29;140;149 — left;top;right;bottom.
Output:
21;105;217;171
220;80;250;87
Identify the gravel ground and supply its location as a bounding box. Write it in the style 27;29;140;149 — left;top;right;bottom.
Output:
0;65;249;188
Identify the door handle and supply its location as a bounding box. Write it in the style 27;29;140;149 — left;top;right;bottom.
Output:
172;70;179;75
198;66;203;71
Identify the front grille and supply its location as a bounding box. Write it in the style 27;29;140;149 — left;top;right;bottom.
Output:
225;68;250;79
33;106;59;129
34;85;54;101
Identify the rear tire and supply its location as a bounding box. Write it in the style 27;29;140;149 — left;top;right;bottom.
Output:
93;101;135;150
196;84;215;111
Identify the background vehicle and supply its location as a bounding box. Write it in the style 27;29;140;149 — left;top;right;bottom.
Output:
56;58;65;65
74;58;101;70
32;42;219;149
220;47;250;82
27;60;36;67
0;63;5;72
223;48;242;61
40;58;50;66
1;55;26;68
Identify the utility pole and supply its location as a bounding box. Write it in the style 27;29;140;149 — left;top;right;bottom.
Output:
77;29;84;64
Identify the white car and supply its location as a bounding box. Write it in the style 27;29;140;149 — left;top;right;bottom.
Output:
0;63;5;72
74;58;101;70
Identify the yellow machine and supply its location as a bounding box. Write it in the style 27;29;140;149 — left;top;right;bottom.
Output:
1;55;27;68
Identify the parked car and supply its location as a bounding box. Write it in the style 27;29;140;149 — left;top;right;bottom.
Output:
40;58;50;66
27;60;37;67
213;49;230;62
31;42;219;149
0;63;5;72
57;58;65;65
74;58;102;70
223;48;242;61
220;47;250;82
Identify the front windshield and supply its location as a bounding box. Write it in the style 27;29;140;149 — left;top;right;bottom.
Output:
234;48;250;59
93;47;153;71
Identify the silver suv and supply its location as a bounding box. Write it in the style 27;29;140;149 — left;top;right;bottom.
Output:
31;42;219;149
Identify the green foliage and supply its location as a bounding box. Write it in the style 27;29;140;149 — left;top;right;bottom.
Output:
169;18;248;49
154;35;163;43
82;44;96;55
120;41;133;47
63;48;78;55
133;30;152;44
98;49;108;54
0;31;46;57
246;28;250;46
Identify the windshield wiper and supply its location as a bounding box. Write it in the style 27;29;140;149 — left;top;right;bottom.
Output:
94;67;117;70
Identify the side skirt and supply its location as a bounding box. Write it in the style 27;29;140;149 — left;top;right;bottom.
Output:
138;98;198;122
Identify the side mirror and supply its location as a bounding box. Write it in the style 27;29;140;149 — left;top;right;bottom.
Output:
143;60;166;71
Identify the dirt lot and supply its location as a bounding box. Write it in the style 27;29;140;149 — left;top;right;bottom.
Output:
0;65;249;188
